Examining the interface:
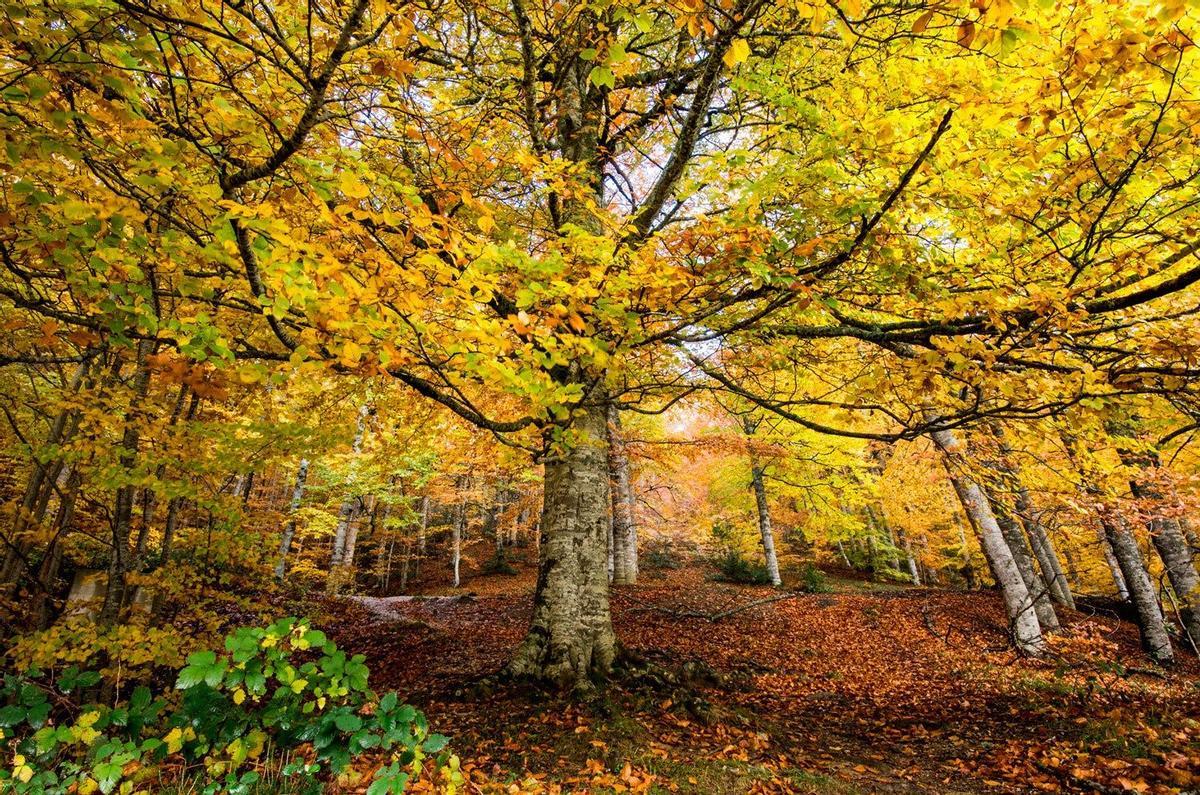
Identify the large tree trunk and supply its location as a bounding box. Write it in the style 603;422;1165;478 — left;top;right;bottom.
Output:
606;405;638;585
1100;528;1131;600
1149;514;1200;653
1122;455;1200;654
505;401;617;690
1103;514;1174;664
932;428;1045;655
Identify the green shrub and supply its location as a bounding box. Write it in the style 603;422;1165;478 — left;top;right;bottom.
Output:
710;551;773;585
643;539;681;570
0;618;455;795
797;563;829;594
480;548;518;576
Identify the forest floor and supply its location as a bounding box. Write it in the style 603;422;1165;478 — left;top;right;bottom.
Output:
320;560;1200;794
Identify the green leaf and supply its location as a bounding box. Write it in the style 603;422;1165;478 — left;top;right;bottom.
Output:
334;712;363;732
588;66;615;90
423;734;450;753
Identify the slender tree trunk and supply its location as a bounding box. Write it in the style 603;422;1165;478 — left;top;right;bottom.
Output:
275;458;310;580
329;405;371;591
932;428;1045;655
451;488;465;588
898;528;920;585
99;343;154;626
749;463;783;587
1122;452;1200;653
606;405;638;584
2;361;89;588
1015;486;1075;609
413;495;428;582
34;466;83;627
505;401;617;690
995;506;1060;631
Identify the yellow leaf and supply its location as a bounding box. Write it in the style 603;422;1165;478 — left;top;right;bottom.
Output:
723;39;750;68
340;341;363;368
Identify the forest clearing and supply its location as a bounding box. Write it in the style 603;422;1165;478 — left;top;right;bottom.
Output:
3;0;1200;792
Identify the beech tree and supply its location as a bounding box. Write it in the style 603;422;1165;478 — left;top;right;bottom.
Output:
3;0;1199;690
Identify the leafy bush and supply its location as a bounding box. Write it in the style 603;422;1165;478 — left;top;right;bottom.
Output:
710;551;773;585
797;562;829;594
0;618;455;795
642;537;683;570
479;548;518;576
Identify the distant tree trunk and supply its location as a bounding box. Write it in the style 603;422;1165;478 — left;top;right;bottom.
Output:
897;528;921;585
505;401;616;690
99;342;155;626
606;405;638;585
451;480;466;588
413;495;429;582
329;405;371;592
275;458;310;580
2;360;89;589
1103;513;1174;664
932;428;1045;656
341;495;372;587
157;392;201;566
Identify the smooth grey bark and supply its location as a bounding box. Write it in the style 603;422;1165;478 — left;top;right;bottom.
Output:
1148;514;1200;652
898;529;921;585
1100;528;1131;600
275;458;310;580
1120;449;1200;653
606;405;638;585
749;463;783;587
1015;486;1075;609
1103;513;1174;664
412;494;429;582
990;429;1075;610
329;405;371;590
932;428;1045;655
505;401;617;689
996;507;1060;632
451;486;465;588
